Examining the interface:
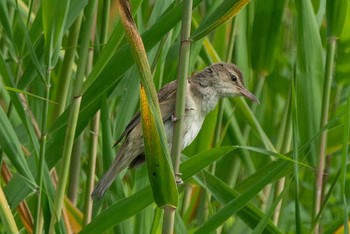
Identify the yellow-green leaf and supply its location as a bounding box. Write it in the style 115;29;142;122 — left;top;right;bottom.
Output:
140;86;178;208
191;0;250;41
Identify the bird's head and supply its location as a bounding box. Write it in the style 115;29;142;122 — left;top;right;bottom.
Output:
196;63;259;103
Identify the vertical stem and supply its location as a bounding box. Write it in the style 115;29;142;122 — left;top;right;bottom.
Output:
273;91;292;224
62;15;84;204
83;7;99;224
49;0;98;232
84;1;110;206
34;52;51;234
225;18;237;63
341;86;350;234
163;1;192;233
162;206;176;234
170;0;193;184
51;15;83;204
100;0;111;45
68;134;83;203
50;15;83;123
292;77;302;234
84;112;100;225
314;37;336;233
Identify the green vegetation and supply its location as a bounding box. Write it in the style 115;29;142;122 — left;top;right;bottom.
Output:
0;0;349;233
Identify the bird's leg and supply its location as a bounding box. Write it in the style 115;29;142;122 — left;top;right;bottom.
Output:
171;107;194;183
175;172;183;184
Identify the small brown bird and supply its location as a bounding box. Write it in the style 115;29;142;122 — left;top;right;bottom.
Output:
92;62;259;199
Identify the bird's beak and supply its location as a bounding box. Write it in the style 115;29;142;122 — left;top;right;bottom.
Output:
238;87;260;104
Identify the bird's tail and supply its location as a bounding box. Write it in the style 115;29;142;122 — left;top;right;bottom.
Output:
91;150;126;200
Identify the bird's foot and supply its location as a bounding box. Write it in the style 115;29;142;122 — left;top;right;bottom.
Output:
171;114;178;122
175;172;183;184
171;108;194;123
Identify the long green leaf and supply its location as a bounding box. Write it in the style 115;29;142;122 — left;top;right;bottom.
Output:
191;0;250;41
81;147;235;233
194;168;286;233
42;0;71;64
251;0;286;74
295;0;323;163
0;53;40;155
0;187;18;234
117;0;178;208
140;86;178;207
0;107;35;186
0;0;16;59
194;160;290;233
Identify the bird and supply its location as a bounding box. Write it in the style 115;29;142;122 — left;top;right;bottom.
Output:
91;62;259;200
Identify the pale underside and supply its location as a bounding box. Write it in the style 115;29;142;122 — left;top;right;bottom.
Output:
117;80;206;171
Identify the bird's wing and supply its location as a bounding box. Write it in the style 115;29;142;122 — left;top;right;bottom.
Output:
114;80;178;146
113;112;141;146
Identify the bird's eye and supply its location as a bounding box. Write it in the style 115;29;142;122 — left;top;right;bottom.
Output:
230;74;237;82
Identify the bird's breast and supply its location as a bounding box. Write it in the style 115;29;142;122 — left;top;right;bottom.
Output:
182;112;204;148
163;107;205;150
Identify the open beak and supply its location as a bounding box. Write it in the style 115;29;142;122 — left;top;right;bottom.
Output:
238;87;260;104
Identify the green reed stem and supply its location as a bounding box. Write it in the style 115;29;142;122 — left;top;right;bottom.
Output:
48;1;98;231
163;1;193;233
314;37;336;233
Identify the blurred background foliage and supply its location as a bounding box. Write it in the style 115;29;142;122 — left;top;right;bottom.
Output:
0;0;350;233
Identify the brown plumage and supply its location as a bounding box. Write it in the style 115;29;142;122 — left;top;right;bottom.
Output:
91;62;258;200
